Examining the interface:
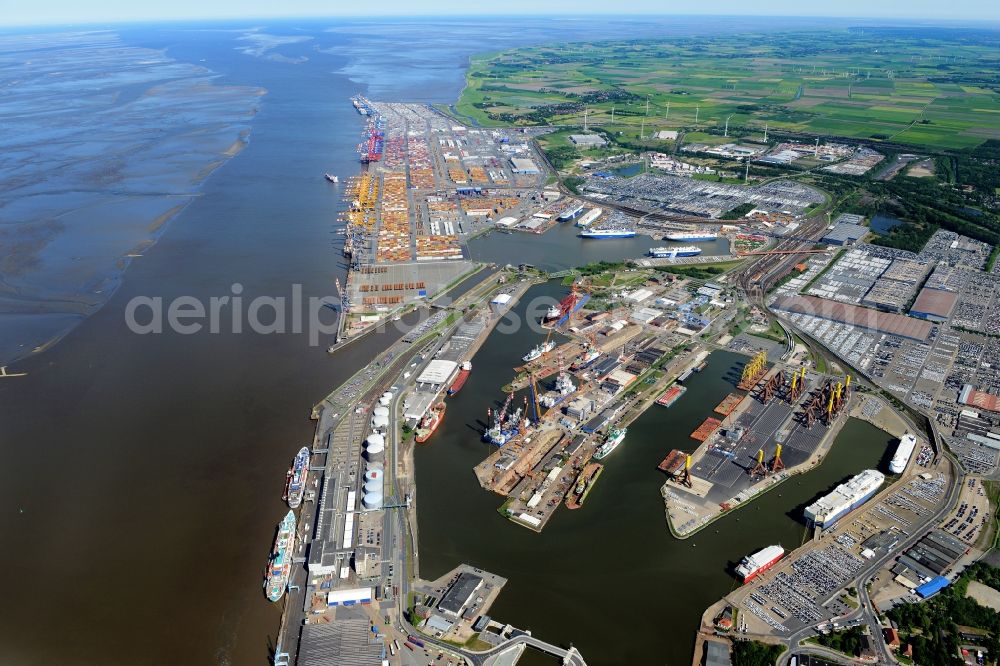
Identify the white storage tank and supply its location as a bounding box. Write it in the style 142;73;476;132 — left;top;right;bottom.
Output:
363;491;384;510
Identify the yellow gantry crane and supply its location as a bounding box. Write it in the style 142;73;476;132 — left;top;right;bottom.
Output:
739;350;768;390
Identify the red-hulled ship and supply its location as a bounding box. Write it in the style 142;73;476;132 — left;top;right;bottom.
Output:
414;402;446;443
735;545;784;583
447;361;472;396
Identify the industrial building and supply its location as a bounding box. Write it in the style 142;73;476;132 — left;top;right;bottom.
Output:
509;157;540;174
909;287;959;322
437;572;484;617
822;222;868;246
960;385;1000;414
416;360;459;388
569;133;607;147
772;295;934;342
297;617;384;666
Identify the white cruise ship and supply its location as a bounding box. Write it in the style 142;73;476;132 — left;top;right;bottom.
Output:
804;469;885;529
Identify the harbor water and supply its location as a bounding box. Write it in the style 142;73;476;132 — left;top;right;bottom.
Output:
415;282;897;665
469;224;731;273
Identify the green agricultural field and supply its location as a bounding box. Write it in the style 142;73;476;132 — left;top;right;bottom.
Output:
456;27;1000;151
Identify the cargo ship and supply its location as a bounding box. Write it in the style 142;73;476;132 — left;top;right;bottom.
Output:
579;228;636;239
447;361;472;396
571;348;601;371
324;173;339;183
804;469;885;529
575;207;602;228
523;340;556;363
350;94;372;115
415;402;446;443
593;427;626;460
283;446;310;509
664;231;718;242
264;510;296;602
656;384;687;408
889;433;917;474
542;291;591;328
649;246;703;258
735;545;785;583
565;462;603;509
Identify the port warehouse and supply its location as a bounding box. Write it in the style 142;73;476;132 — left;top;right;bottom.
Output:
771;295;934;342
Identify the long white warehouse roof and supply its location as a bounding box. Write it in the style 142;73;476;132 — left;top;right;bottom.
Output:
417;359;458;385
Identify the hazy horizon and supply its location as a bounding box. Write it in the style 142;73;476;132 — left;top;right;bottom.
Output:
3;3;1000;28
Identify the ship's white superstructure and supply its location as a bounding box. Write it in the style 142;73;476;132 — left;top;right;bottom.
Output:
804;469;885;529
890;433;917;474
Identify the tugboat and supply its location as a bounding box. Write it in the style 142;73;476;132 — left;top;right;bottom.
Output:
414;402;446;443
324;173;339;183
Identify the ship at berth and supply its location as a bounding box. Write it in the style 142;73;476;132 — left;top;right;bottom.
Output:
663;231;718;242
579;228;636;239
523;340;556;363
593;427;626;460
447;361;472;396
264;510;296;602
283;446;310;509
648;246;702;258
890;433;917;474
735;545;784;583
804;469;885;529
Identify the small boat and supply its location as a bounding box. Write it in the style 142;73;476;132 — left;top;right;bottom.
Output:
325;173;339;183
415;402;446;443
